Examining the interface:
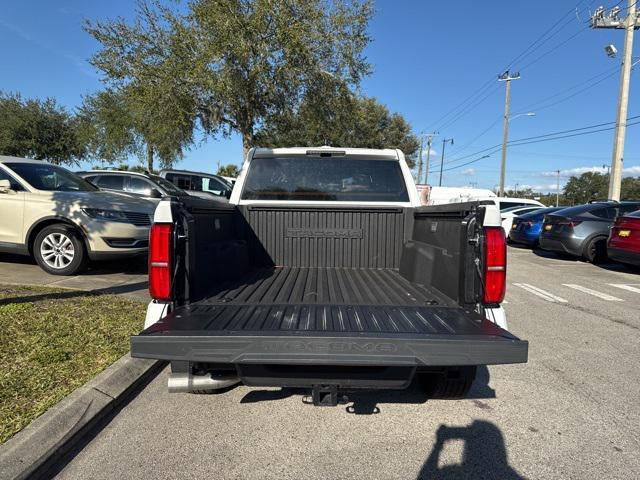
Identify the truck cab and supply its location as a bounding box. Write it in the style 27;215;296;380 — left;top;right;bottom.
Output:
132;147;527;404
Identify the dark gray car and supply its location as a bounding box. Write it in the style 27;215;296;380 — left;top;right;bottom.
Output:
539;201;640;263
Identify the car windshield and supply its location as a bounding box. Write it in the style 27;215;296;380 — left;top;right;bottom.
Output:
241;157;409;202
8;163;98;192
150;175;189;196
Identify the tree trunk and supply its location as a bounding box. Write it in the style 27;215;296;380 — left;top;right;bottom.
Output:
146;143;154;172
241;129;253;160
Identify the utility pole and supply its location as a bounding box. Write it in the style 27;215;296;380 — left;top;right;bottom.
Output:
416;137;424;183
591;1;640;200
438;138;454;187
423;132;438;184
498;70;521;197
556;169;561;207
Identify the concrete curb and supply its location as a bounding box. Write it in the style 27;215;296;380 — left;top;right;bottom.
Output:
0;355;164;480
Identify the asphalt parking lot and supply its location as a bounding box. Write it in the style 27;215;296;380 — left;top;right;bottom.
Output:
45;247;640;480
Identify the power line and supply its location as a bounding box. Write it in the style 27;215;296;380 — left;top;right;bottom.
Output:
445;65;621;159
512;65;619;113
423;2;592;133
428;115;640;173
436;119;640;174
517;24;590;72
423;2;614;137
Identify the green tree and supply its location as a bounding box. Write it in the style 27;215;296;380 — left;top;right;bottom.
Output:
563;172;610;205
217;164;240;177
85;0;373;158
78;84;197;171
255;89;420;167
621;176;640;200
0;92;86;165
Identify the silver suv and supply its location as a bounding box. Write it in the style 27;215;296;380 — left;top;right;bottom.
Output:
0;156;156;275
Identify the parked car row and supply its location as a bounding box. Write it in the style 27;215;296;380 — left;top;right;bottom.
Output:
508;200;640;267
77;169;233;201
0;156;237;275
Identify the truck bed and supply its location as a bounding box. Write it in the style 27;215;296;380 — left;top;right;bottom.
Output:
132;267;527;366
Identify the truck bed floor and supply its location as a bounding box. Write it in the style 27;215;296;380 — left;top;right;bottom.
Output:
201;267;449;307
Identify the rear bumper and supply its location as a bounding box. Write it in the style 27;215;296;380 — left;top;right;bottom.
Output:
607;246;640;266
508;230;538;246
131;331;528;367
539;235;582;256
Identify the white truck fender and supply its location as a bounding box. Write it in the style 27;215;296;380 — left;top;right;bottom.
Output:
144;300;172;329
484;306;508;330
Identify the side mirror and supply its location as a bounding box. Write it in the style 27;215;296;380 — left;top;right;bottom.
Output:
0;179;12;194
224;189;232;199
150;189;163;199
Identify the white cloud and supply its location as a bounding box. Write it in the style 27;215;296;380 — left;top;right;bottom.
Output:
506;183;561;193
421;147;437;158
541;165;640;177
461;168;476;176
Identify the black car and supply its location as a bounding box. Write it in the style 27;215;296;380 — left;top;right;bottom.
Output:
539;201;640;263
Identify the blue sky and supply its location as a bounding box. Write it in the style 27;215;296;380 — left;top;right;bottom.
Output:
1;0;638;192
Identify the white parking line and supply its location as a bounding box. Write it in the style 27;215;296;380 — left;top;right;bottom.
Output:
562;284;624;301
608;284;640;295
513;283;568;303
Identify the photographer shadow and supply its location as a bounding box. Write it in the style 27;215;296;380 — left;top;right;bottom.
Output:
416;420;525;480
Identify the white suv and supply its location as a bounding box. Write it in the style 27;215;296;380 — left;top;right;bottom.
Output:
0;156;156;275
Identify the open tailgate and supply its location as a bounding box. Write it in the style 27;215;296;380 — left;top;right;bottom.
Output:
131;303;528;366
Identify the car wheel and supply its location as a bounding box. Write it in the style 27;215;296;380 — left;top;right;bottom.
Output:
583;236;608;264
33;225;87;276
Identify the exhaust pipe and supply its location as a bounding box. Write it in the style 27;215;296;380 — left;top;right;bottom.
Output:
168;372;240;393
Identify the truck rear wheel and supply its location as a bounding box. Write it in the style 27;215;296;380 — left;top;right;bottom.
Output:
417;366;477;399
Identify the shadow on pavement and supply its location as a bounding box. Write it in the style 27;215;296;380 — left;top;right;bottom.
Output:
416;421;526;480
85;256;148;276
0;253;148;275
240;366;495;414
0;253;36;265
0;281;149;305
531;247;639;274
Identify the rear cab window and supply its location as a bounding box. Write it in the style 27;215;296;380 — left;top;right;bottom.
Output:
241;157;409;202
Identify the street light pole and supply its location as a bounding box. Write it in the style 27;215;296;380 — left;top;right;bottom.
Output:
556;170;561;207
498;71;521;197
438;138;454;186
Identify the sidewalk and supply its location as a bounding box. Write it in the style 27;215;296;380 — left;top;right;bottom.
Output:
0;254;149;302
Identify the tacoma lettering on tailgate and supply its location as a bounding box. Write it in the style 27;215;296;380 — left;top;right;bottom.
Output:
286;228;363;239
260;340;398;353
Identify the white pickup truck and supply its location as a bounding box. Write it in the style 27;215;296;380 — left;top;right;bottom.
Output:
131;147;527;405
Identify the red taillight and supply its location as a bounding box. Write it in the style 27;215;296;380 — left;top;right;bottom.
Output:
483;226;506;304
149;223;173;300
609;216;640;252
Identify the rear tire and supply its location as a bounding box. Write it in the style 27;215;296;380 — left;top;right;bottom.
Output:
33;224;87;276
417;366;477;399
583;236;607;264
